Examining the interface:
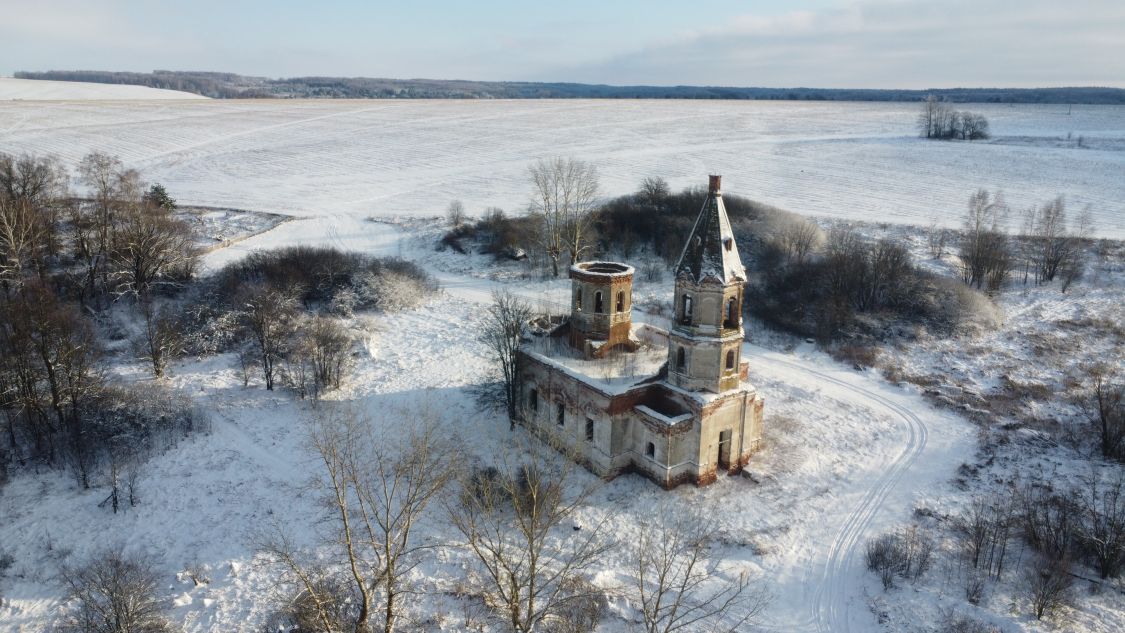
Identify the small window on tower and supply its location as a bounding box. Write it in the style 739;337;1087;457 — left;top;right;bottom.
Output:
574;289;582;310
676;347;686;371
724;237;733;251
616;291;625;313
724;297;738;329
645;442;655;458
556;403;565;426
595;291;604;313
529;388;538;411
585;418;594;442
726;349;736;370
680;295;693;325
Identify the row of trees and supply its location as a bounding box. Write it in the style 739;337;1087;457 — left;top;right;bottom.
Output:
918;96;991;140
954;189;1091;293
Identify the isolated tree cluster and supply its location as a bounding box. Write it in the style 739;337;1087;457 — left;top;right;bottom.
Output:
187;246;437;393
918;96;991;140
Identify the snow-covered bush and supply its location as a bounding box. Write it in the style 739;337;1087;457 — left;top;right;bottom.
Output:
207;246;437;318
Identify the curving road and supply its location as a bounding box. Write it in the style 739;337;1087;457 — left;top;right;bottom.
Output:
202;216;948;633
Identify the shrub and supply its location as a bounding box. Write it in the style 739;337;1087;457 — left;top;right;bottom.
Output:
57;550;176;633
1024;555;1073;621
864;526;935;590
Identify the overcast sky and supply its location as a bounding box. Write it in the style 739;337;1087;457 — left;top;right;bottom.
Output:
2;0;1122;88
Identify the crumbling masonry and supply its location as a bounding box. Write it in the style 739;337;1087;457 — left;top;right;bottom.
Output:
516;175;764;488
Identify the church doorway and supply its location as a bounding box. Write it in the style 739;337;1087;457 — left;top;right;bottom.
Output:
717;430;732;471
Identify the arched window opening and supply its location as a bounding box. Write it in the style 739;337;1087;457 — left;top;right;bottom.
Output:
585;418;595;442
616;290;625;313
726;349;736;370
724;297;738;328
646;442;655;458
529;388;538;411
680;294;693;325
574;288;582;310
676;347;686;372
556;403;565;426
594;291;604;313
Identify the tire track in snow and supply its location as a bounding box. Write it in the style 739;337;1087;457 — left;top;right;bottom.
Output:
201;216;933;633
750;351;928;633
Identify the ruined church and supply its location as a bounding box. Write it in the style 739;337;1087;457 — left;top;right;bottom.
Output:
517;175;764;488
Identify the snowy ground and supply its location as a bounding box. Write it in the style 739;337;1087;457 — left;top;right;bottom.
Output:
6;210;1119;632
0;97;1122;631
0;77;207;101
0;99;1122;237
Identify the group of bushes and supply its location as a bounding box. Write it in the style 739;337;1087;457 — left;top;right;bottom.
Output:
440;206;538;260
869;474;1125;621
754;226;998;341
185;246;438;396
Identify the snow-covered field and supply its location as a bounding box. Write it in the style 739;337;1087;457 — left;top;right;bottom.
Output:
0;77;207;101
0;97;1122;631
0;98;1122;237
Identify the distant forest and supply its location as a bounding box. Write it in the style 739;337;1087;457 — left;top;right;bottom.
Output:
14;70;1125;104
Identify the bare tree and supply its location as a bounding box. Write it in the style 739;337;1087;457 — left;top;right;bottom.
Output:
110;200;197;299
137;302;185;379
0;197;47;290
239;284;299;390
925;221;948;259
959;189;1010;291
447;436;611;633
1023;555;1072;621
447;200;467;228
78;152;123;290
0;152;67;207
529;157;600;276
57;549;177;633
639;176;670;209
263;408;453;633
1077;471;1125;579
776;217;821;266
480;290;532;430
633;513;770;633
1082;364;1125;461
295;315;353;398
917;96;946;139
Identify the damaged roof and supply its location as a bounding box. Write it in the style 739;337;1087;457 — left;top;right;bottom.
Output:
674;175;746;285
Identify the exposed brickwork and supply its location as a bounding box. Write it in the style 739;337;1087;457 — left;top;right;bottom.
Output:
513;177;766;491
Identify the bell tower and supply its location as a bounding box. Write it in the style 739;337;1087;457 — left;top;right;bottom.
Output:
667;175;747;393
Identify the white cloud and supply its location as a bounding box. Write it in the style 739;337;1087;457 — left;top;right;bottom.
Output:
557;0;1125;88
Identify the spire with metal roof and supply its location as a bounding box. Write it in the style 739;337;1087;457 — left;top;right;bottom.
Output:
674;175;746;285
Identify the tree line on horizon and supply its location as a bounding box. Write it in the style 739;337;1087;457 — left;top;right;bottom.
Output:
13;70;1125;104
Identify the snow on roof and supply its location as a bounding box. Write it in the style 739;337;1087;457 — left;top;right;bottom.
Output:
635;404;693;426
674;176;747;285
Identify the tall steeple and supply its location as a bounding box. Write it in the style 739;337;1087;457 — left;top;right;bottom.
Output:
674;174;746;286
667;175;747;393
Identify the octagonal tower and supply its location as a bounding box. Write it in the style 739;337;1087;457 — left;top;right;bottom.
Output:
568;261;636;358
